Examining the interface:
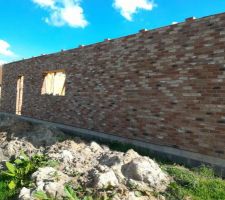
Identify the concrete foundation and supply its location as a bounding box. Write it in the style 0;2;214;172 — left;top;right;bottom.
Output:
1;112;224;177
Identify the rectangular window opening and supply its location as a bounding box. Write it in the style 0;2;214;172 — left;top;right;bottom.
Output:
41;70;66;96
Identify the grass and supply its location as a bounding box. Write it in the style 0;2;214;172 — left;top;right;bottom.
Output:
0;154;114;200
163;165;225;200
0;181;17;200
0;153;56;200
0;142;225;200
100;140;225;200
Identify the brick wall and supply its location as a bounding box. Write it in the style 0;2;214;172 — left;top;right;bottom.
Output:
1;12;225;159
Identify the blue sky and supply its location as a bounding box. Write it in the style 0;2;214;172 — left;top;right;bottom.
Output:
0;0;225;64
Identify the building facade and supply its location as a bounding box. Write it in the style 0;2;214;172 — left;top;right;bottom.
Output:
1;12;225;162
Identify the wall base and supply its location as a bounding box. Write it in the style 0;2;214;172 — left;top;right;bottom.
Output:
1;112;225;177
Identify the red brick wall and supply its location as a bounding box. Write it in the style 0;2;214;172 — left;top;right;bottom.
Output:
1;12;225;159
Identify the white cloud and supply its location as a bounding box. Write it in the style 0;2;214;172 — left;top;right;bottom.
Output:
172;21;178;25
32;0;55;8
0;60;6;65
32;0;88;28
0;40;14;57
113;0;155;21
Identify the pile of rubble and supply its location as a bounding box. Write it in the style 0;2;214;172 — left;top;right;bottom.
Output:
0;115;170;200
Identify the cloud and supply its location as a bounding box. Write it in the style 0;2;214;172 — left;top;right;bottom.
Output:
113;0;155;21
0;40;14;57
32;0;88;28
0;60;9;66
33;0;55;8
0;60;6;65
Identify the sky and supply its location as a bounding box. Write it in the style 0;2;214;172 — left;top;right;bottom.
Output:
0;0;225;64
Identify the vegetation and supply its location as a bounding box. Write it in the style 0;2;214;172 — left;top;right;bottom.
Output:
101;140;225;200
0;181;18;200
1;152;225;200
0;153;114;200
0;153;56;200
163;165;225;200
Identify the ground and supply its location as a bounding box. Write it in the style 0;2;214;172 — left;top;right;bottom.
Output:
0;115;225;200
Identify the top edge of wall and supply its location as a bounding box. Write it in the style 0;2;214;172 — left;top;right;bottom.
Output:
4;11;225;66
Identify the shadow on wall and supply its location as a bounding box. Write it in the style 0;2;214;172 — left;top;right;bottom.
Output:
0;114;70;149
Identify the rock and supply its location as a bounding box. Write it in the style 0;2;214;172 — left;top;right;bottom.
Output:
96;164;110;172
22;125;66;147
99;153;123;167
0;132;7;144
112;195;122;200
3;140;37;158
0;116;171;199
128;192;139;200
44;182;66;198
101;145;110;151
0;148;7;161
32;167;69;183
31;167;70;199
158;195;166;200
61;150;73;163
36;180;45;191
123;149;140;163
128;192;157;200
94;169;119;188
90;141;103;152
19;187;31;200
122;157;170;191
47;140;100;175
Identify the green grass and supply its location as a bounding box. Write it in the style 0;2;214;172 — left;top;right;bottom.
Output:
0;181;17;200
0;153;56;200
101;140;225;200
1;145;225;200
163;165;225;200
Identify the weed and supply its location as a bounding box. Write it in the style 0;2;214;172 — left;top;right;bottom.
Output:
0;181;18;200
163;165;225;200
34;191;56;200
0;153;57;200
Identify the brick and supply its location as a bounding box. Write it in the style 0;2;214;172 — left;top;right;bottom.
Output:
1;12;225;159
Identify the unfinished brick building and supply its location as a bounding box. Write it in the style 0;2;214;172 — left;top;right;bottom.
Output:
1;12;225;172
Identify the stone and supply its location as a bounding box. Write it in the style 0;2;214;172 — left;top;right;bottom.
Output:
61;150;73;163
90;141;103;152
28;125;65;147
0;116;172;199
31;167;70;199
94;169;119;188
32;167;69;184
122;157;170;191
99;153;123;167
45;182;66;198
19;187;31;200
123;149;141;163
3;140;36;158
0;148;6;161
128;192;157;200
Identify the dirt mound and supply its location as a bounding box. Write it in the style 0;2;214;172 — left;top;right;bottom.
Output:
0;116;170;200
